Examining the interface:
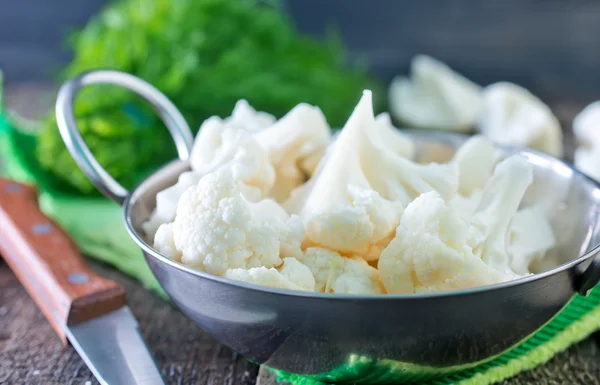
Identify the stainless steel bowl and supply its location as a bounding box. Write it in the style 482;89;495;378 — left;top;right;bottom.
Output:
56;70;600;379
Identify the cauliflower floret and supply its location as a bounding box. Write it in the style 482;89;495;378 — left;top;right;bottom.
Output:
285;91;456;258
388;55;482;132
374;112;415;159
331;257;385;295
190;117;275;199
355;93;458;206
300;248;345;292
447;136;500;219
144;116;277;238
378;191;509;294
278;257;316;291
450;189;483;220
253;103;331;202
379;155;540;294
508;206;556;275
248;198;305;259
153;222;181;262
469;155;534;274
142;171;202;236
574;148;600;182
300;248;383;294
573;101;600;180
477;82;563;157
172;169;294;276
224;257;315;292
224;99;276;133
452;136;501;197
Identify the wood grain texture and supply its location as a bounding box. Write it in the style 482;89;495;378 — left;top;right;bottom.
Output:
0;260;259;385
0;180;125;341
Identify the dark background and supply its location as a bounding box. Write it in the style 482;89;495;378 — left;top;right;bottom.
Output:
1;0;599;106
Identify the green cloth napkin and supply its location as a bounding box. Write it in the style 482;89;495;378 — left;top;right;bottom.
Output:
1;111;598;385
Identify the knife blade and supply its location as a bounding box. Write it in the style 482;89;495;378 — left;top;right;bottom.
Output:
0;179;165;385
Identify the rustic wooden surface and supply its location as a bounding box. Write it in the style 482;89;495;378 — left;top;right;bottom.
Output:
0;259;599;385
1;85;599;385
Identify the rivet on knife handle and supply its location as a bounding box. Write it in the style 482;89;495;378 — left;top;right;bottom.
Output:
0;179;126;342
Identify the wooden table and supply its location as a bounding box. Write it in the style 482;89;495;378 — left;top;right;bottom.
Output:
1;84;599;385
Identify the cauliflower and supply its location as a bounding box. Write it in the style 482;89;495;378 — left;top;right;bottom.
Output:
378;191;510;294
142;171;202;236
286;90;456;258
166;169;300;276
152;222;181;262
190;117;275;199
374;112;415;159
224;99;276;133
300;248;383;294
248;199;305;259
477;82;563;157
379;155;539;294
356;97;458;206
253;103;331;202
143;116;276;238
469;155;534;274
388;55;482;132
508;206;556;275
452;135;501;197
224;257;315;292
573;101;600;180
448;136;500;219
449;189;483;220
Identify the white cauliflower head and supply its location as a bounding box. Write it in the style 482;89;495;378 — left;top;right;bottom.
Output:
190;117;275;199
300;248;383;294
378;191;510;294
469;155;534;274
142;171;202;236
352;91;458;206
477;82;563;157
143;115;277;238
285;90;456;258
253;103;332;202
388;55;482;132
283;93;402;257
224;257;315;292
374;112;415;159
170;169;298;276
449;189;483;220
223;99;276;133
379;155;544;294
508;206;556;275
573;101;600;181
452;135;501;197
447;136;500;219
153;222;182;262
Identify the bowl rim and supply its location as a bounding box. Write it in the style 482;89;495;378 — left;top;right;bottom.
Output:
123;132;600;300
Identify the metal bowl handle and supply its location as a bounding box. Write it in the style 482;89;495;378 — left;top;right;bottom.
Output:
578;256;600;296
55;70;194;205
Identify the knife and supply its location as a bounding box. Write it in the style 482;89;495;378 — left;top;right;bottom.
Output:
0;179;165;385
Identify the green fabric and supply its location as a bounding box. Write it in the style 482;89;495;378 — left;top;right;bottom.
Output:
1;110;598;385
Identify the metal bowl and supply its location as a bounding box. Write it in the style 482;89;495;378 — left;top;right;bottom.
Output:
56;70;600;379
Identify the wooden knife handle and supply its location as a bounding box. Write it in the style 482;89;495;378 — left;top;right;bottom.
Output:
0;179;125;343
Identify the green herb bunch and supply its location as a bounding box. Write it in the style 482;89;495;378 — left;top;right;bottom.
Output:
37;0;380;195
